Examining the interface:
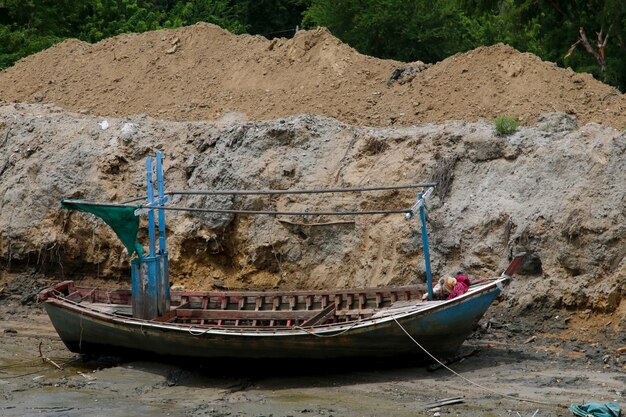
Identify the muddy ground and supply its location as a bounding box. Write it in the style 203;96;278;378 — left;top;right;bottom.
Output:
1;273;623;417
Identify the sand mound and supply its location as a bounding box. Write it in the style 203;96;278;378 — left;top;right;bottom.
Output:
0;23;625;128
383;44;626;126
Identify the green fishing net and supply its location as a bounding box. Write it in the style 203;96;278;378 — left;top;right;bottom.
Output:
61;200;144;257
570;402;621;417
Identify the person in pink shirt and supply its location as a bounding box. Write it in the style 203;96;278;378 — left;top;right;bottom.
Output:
447;275;471;299
423;274;471;300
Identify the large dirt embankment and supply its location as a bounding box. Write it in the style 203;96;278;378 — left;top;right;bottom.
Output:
0;23;625;129
0;104;624;323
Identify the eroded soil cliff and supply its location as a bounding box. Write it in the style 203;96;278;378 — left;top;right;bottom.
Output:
0;104;623;324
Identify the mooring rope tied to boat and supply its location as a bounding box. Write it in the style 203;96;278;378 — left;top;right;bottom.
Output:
0;359;53;371
188;326;216;336
295;317;364;338
78;312;84;351
392;317;567;408
184;317;363;337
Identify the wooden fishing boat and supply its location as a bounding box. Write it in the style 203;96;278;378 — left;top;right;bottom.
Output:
38;255;523;360
39;152;524;361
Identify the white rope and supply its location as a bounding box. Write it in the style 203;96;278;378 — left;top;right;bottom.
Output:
185;318;363;338
392;316;565;408
295;317;363;338
188;326;215;336
78;312;84;351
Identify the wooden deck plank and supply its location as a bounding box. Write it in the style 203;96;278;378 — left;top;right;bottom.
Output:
301;304;336;327
172;284;424;299
174;309;319;321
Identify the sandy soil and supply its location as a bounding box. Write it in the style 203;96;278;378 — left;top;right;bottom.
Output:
1;274;624;417
1;24;625;129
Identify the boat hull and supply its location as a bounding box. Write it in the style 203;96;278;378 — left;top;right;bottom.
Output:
43;281;503;360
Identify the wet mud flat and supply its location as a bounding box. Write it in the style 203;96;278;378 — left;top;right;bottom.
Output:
0;297;623;417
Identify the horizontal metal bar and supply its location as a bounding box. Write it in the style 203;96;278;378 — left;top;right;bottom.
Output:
62;199;410;216
155;206;411;216
142;196;169;207
119;196;146;204
168;183;436;196
61;199;134;208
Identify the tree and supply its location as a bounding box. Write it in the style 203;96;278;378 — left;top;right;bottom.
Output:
556;0;626;87
303;0;478;63
0;0;87;68
233;0;310;37
166;0;245;33
461;0;626;90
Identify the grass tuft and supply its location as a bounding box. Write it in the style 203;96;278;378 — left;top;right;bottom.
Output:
494;116;519;136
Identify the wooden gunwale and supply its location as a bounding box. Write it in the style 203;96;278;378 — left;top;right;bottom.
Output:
41;278;507;335
40;281;430;328
39;255;523;359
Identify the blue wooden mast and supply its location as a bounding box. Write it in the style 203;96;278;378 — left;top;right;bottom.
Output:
156;152;171;311
407;187;435;300
418;191;434;300
131;152;170;319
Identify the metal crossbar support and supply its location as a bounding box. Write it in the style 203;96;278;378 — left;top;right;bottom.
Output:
406;186;434;219
168;183;436;196
66;201;413;216
147;206;410;216
112;184;438;204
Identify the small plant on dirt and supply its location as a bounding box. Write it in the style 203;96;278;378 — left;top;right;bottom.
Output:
493;116;519;136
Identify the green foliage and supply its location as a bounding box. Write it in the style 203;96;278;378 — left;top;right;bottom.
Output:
234;0;310;37
303;0;478;63
0;0;87;66
166;0;246;33
461;0;626;90
82;0;161;42
0;0;310;70
493;116;519;136
0;25;61;68
305;0;626;91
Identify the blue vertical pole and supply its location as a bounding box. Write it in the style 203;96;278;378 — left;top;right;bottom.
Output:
155;151;170;308
146;157;156;257
156;152;166;253
419;192;434;301
146;156;158;313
